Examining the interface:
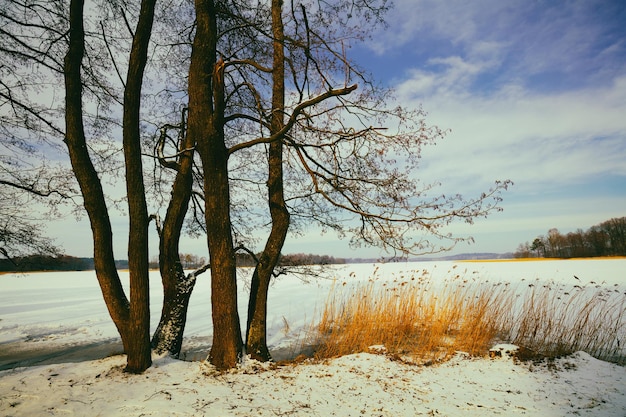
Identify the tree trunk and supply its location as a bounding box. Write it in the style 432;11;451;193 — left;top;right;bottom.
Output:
189;0;243;370
245;156;290;360
121;0;157;374
152;225;198;356
151;166;197;356
152;266;196;356
246;0;290;362
64;0;155;373
152;115;198;357
65;0;130;341
201;65;244;368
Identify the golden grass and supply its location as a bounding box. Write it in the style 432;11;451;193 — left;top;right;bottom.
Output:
508;281;626;362
309;270;626;365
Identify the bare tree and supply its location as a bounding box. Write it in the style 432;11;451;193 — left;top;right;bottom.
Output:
602;217;626;255
152;0;510;365
0;0;75;260
63;0;156;373
586;226;609;257
244;0;290;361
1;0;202;366
518;217;626;259
514;242;532;258
164;0;361;367
236;0;511;361
184;0;244;370
0;175;67;261
150;106;212;356
3;0;511;371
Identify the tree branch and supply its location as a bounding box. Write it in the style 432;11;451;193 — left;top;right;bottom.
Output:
0;179;70;199
0;87;65;136
226;58;272;73
0;248;18;266
228;84;357;154
100;20;127;88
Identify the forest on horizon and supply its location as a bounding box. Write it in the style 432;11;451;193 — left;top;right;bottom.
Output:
513;216;626;259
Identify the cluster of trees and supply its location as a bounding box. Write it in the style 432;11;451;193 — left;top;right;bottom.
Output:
149;253;206;270
236;252;345;267
514;217;626;258
0;251;340;272
1;0;510;373
279;253;345;266
0;255;93;272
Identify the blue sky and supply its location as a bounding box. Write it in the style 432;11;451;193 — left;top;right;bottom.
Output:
284;0;626;258
50;0;626;259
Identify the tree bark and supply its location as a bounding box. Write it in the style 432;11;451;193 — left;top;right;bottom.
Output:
64;0;155;373
246;0;290;362
65;0;129;340
151;264;197;357
121;0;157;373
189;0;243;370
152;118;197;357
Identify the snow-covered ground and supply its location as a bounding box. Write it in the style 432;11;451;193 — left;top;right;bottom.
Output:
1;259;625;416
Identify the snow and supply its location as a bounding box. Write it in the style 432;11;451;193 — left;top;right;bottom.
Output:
1;259;625;416
2;349;625;416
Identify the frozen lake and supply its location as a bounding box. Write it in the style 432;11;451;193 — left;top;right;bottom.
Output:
1;258;624;369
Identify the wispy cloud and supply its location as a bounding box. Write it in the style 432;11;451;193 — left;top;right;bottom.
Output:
397;73;626;191
355;0;626;253
372;0;626;90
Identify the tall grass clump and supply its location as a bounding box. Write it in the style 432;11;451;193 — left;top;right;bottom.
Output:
312;269;516;363
504;280;626;363
310;269;626;365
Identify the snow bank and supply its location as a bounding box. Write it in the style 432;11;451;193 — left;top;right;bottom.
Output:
1;349;625;416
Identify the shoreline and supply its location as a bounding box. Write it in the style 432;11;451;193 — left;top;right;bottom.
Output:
459;256;626;263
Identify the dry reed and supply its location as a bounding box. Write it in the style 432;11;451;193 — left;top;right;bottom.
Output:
310;269;626;365
505;280;626;362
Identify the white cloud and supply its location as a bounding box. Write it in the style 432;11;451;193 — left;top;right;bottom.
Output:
395;71;626;192
369;0;502;53
371;1;626;88
385;46;626;257
397;53;500;98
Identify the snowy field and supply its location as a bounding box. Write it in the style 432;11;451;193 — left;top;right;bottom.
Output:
1;258;625;416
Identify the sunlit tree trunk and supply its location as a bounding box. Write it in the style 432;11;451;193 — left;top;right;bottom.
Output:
64;0;155;373
122;0;156;373
189;0;243;370
152;115;198;357
246;0;290;362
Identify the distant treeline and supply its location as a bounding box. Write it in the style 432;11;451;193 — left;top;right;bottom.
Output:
0;255;128;272
151;252;346;269
235;252;346;267
1;252;345;272
514;216;626;258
